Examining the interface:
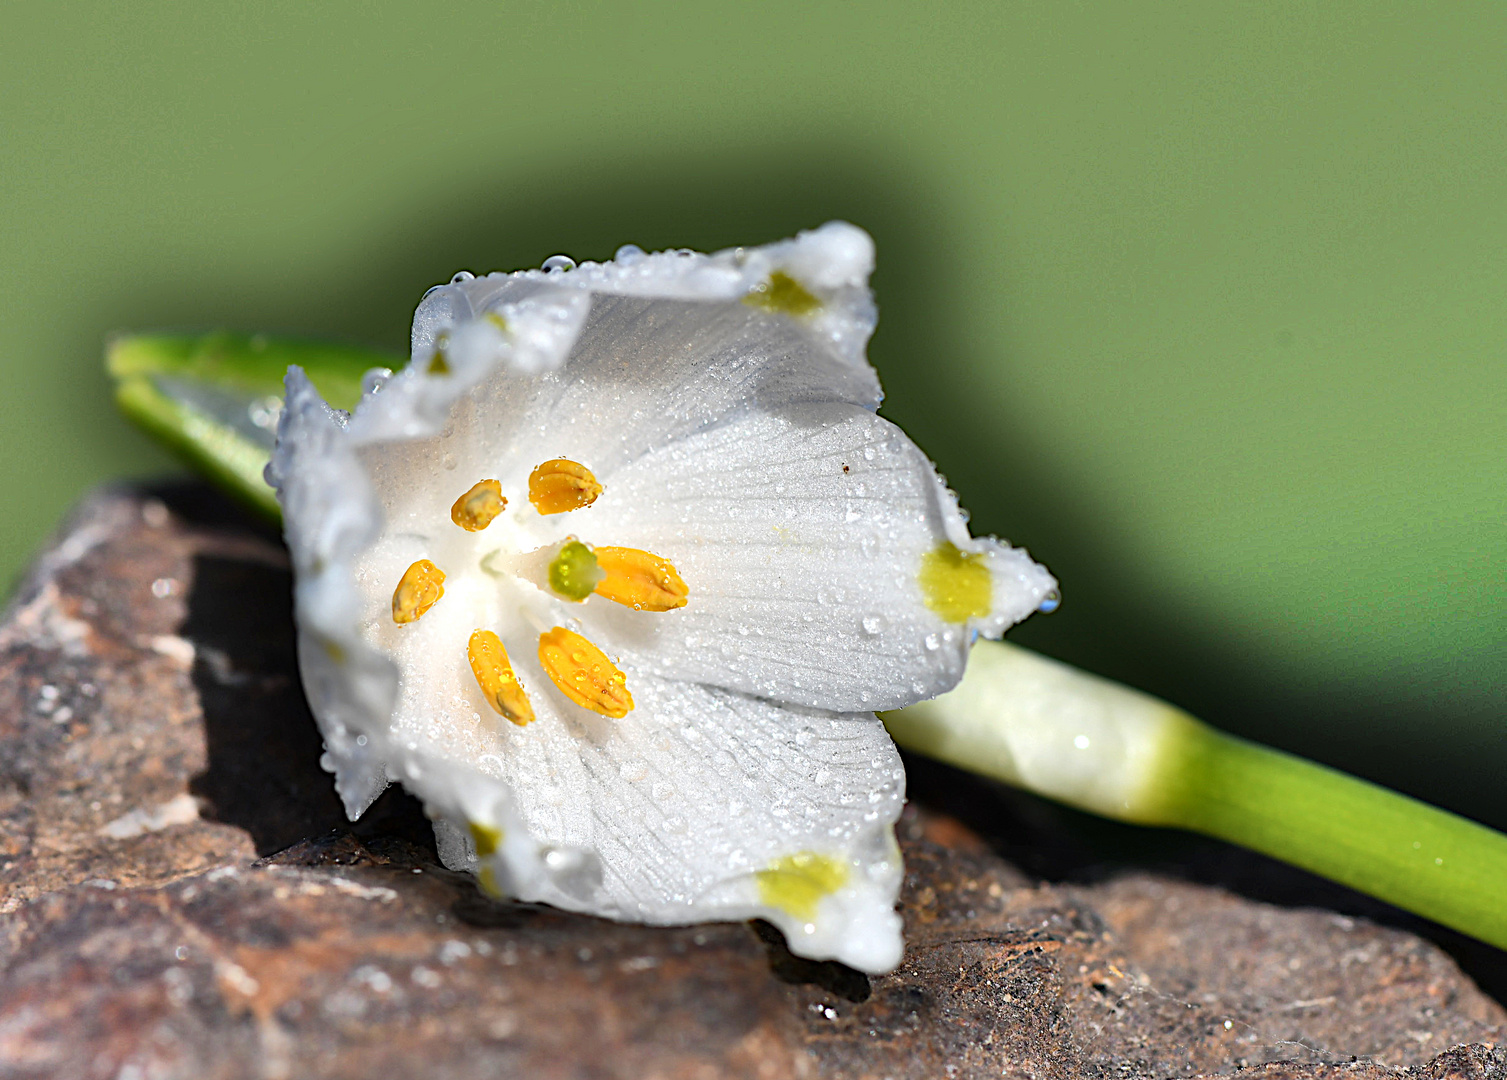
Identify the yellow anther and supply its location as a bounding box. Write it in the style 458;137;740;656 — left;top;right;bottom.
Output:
528;458;603;515
537;627;633;718
593;546;689;611
392;559;445;624
467;630;535;726
451;479;507;531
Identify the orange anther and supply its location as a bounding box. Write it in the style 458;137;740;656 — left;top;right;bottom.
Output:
593;546;688;611
528;458;603;515
451;479;507;531
537;627;632;718
467;630;535;726
392;559;445;624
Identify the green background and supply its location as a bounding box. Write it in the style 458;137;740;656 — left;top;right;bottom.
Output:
4;4;1503;824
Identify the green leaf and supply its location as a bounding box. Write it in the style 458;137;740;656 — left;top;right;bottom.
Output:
107;332;400;518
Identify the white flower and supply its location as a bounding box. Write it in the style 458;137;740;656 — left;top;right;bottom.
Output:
265;222;1057;973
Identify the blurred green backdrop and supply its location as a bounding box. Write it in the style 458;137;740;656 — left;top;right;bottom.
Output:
3;4;1503;824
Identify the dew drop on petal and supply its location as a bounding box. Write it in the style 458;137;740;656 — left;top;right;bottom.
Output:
861;614;887;636
924;633;941;651
542;255;576;273
360;368;393;396
450;271;475;284
1038;589;1062;613
614;244;645;264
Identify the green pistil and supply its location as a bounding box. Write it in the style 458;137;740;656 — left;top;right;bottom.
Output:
548;541;603;601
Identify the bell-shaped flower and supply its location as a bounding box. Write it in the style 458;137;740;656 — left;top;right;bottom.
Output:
265;223;1057;973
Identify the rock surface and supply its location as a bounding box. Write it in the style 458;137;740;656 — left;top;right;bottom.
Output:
0;484;1502;1080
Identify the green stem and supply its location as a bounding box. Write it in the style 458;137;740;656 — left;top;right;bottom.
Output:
114;375;282;519
1158;723;1507;950
107;332;398;515
884;641;1507;953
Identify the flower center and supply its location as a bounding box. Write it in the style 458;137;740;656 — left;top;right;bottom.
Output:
386;457;687;723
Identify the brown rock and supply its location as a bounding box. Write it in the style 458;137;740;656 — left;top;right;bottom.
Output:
0;484;1502;1079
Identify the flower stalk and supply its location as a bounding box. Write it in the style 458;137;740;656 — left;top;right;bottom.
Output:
107;332;394;517
884;641;1507;952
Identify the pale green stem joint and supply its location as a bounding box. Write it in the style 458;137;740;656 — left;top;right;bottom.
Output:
884;640;1507;953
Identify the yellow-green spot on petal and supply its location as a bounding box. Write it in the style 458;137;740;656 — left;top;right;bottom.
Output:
918;541;991;624
485;312;508;332
743;271;821;317
322;639;346;664
755;851;848;921
548;540;603;602
477;864;501;897
469;821;504;858
427;350;451;375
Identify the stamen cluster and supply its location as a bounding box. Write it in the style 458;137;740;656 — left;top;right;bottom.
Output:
391;458;686;724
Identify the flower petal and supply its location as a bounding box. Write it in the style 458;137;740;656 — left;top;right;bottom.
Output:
415;220;878;373
388;665;906;973
266;368;400;817
576;401;1057;711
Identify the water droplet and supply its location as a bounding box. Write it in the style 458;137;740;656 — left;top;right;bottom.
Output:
614;244;645;264
924;633;941;651
1037;589;1062;614
863;446;876;461
450;271;475;284
861;614;887;635
794;726;815;746
247;395;284;430
542;254;576;273
359;369;393;397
